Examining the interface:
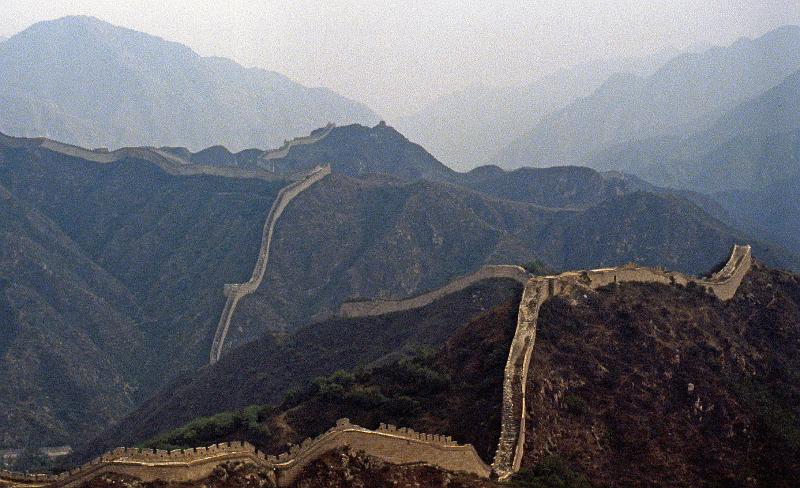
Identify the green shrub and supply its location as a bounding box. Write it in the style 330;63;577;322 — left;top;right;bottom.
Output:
345;386;388;408
390;358;452;393
510;455;592;487
562;394;588;415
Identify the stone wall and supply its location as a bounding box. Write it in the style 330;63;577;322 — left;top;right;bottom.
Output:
338;265;530;318
209;165;332;364
0;420;489;488
491;245;753;479
274;419;491;485
0;132;281;182
260;123;335;162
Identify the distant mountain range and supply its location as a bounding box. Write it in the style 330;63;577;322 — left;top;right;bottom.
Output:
491;26;800;173
0;16;379;151
393;49;684;170
591;66;800;194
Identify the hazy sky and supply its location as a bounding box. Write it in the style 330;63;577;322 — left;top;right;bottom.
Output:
3;1;800;117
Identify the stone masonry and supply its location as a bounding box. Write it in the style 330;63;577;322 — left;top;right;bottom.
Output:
0;419;490;488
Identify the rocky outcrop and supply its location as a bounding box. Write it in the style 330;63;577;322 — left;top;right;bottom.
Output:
338;265;530;318
0;419;489;487
491;244;753;479
209;165;332;364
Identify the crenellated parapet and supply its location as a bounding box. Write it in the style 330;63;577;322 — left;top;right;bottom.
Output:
0;420;488;487
272;418;491;485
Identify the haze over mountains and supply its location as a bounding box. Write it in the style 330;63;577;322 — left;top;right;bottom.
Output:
394;48;686;170
2;122;790;450
491;25;800;173
0;16;379;151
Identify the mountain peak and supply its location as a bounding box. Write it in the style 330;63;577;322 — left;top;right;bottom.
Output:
0;17;378;151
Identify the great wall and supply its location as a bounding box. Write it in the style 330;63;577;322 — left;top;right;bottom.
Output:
338;264;530;317
209;164;332;364
0;131;281;182
337;244;753;479
259;122;335;163
0;246;749;486
0;128;758;485
0;419;489;488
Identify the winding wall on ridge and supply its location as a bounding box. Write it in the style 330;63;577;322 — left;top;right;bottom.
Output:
260;123;335;162
492;244;752;479
338;265;530;318
0;132;281;181
339;245;752;480
0;419;489;488
209;165;332;364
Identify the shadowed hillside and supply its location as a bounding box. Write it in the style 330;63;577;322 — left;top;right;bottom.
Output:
225;174;793;350
46;266;799;487
1;129;795;454
90;262;800;487
76;279;523;459
0;185;146;448
523;262;800;487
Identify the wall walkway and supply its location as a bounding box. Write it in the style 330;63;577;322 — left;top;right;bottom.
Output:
209;165;332;364
260;123;335;162
335;245;752;480
0;419;489;487
338;265;530;318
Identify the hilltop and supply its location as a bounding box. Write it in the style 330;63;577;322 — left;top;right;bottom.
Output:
0;16;379;151
395;48;682;170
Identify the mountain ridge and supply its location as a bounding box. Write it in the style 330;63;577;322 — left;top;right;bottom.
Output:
490;24;800;170
0;16;380;152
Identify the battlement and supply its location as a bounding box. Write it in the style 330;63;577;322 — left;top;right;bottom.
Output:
339;264;530;318
0;420;488;487
492;244;752;479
